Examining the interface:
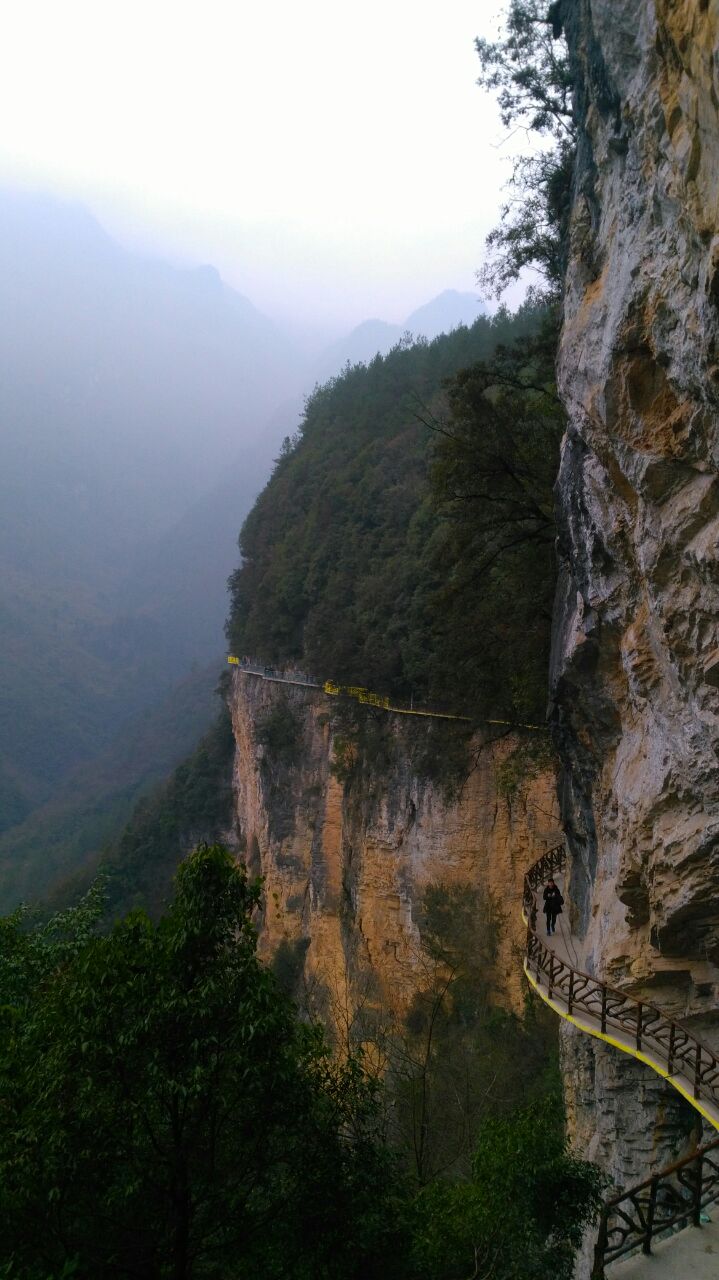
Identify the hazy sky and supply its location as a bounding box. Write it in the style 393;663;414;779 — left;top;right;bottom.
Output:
0;1;522;331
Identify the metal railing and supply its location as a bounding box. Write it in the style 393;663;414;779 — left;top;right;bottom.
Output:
593;1137;719;1273
523;845;719;1274
227;654;548;728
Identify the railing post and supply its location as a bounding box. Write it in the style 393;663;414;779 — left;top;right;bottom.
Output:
592;1209;609;1279
695;1043;702;1099
637;1002;643;1052
668;1022;675;1075
549;953;555;999
601;985;607;1035
643;1176;658;1254
568;968;574;1015
693;1153;704;1227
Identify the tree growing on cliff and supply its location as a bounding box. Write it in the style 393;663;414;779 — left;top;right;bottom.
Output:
384;882;559;1185
413;310;565;725
476;0;575;298
410;1092;604;1280
0;844;406;1279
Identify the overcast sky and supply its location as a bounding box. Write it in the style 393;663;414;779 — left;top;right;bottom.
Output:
0;1;522;333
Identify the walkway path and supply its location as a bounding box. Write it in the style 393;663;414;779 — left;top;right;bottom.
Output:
230;656;719;1275
522;847;719;1276
612;1212;719;1278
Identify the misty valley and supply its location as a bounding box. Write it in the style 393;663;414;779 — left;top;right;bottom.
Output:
2;3;719;1278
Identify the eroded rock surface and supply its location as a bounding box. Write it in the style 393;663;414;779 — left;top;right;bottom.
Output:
228;671;561;1032
553;0;719;1233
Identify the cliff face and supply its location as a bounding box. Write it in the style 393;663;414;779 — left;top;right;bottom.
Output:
228;671;561;1032
553;0;719;1203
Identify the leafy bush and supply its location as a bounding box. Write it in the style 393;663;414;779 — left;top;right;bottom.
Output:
256;698;302;769
410;1092;604;1280
0;846;407;1280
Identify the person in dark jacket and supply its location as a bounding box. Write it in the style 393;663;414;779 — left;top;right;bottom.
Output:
543;878;564;936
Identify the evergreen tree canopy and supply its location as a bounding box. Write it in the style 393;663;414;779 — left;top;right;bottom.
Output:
227;305;563;725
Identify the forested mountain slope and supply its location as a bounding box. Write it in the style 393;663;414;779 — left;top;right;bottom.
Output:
0;188;294;832
42;304;563;915
0;662;225;912
228;304;562;724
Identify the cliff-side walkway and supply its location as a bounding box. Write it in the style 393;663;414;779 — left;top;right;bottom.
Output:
612;1212;719;1278
523;847;719;1276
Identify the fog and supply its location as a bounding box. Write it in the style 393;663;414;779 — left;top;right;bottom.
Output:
0;1;522;331
0;1;528;877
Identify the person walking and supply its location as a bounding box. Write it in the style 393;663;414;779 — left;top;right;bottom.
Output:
543;878;564;936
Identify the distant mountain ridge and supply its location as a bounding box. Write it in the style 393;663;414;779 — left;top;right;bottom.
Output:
0;185;494;900
0;187;296;833
312;289;487;382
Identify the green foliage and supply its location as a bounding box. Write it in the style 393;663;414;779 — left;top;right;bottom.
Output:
376;882;561;1187
0;845;407;1279
476;0;575;297
98;708;237;919
410;1092;605;1280
421;313;565;724
256;698;302;768
0;853;601;1279
227;305;556;726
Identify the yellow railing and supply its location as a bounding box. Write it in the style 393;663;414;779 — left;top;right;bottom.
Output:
227;656;545;729
523;846;719;1275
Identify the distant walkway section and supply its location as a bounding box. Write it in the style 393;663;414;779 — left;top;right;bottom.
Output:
227;655;547;728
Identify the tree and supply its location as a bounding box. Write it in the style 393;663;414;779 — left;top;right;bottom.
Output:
410;1092;605;1280
476;0;575;298
418;309;565;724
0;845;406;1279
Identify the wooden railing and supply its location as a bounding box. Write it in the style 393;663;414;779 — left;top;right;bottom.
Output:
523;845;719;1274
593;1137;719;1273
523;850;719;1114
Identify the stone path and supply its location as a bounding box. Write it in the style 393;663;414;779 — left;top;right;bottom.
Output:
611;1213;719;1278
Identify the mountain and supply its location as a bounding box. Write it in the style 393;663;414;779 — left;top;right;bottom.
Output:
311;289;487;383
40;303;558;922
312;319;404;382
404;289;486;339
227;302;555;715
0;187;300;562
0;188;299;834
0;661;224;911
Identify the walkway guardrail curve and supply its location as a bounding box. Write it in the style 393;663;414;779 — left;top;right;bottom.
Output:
522;844;719;1275
594;1137;719;1272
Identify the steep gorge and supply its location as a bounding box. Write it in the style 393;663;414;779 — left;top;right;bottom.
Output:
552;0;719;1230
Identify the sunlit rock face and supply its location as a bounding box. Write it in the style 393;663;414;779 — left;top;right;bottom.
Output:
228;672;560;1033
553;0;719;1242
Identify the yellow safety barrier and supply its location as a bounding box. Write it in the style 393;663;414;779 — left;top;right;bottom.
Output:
229;657;544;730
388;704;470;722
358;691;391;709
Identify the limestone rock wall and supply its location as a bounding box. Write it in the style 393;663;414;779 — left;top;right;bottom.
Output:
554;0;719;1211
228;671;561;1032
